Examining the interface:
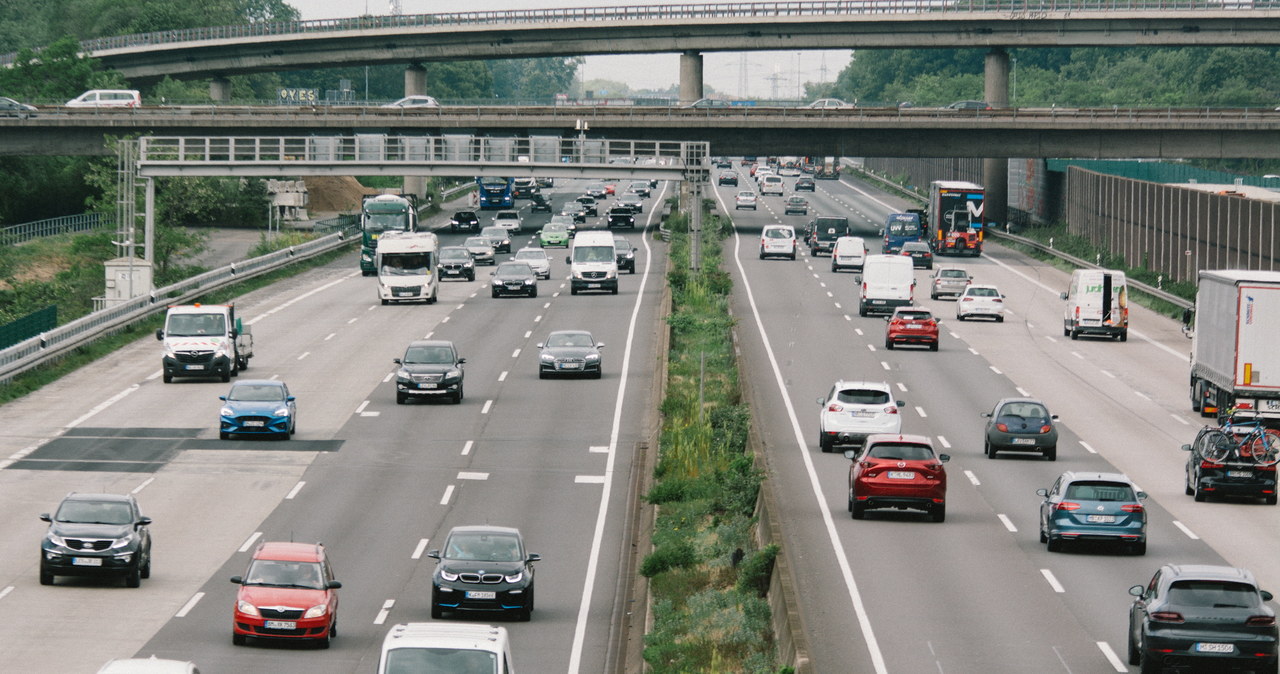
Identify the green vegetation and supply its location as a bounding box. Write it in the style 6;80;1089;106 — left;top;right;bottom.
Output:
642;207;784;673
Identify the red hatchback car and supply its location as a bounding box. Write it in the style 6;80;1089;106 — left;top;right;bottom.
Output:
846;434;950;522
884;307;940;351
231;542;341;648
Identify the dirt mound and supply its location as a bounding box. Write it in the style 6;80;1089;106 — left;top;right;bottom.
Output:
304;176;379;213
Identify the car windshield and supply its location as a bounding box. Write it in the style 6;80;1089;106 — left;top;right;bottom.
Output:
403;345;455;364
572;246;614;263
998;402;1049;419
941;270;967;278
1167;580;1260;609
1064;481;1135;502
614;238;630;249
227;384;286;402
903;243;929;252
544;224;567;233
867;443;935;461
515;250;546;262
440;249;469;260
547;332;594;348
836;388;889;405
896;311;933;321
445;532;523;562
464;238;491;249
968;287;1000;297
380;252;432;276
383;647;498;674
481;228;506;239
167;313;227;337
453;212;476;220
496;263;533;277
56;500;133;525
243;559;326;589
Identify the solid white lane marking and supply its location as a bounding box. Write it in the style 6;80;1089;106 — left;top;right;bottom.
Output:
411;539;429;560
0;586;13;601
589;445;609;453
67;385;139;429
512;348;521;358
297;351;311;361
964;470;980;486
1080;441;1098;454
1016;387;1031;396
498;371;508;381
440;485;455;505
997;514;1018;533
238;532;262;553
937;436;951;449
1170;414;1190;425
175;592;205;618
1097;642;1128;672
481;400;493;414
990;366;1002;374
575;475;606;484
915;406;928;418
248;273;356;325
1041;569;1066;593
285;481;305;500
325;332;336;341
131;477;154;494
458;472;488;480
1101;369;1115;378
1173;521;1200;540
462;441;474;456
374;599;395;625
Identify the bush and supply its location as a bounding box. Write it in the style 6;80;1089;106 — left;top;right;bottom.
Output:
736;544;780;598
641;540;698;577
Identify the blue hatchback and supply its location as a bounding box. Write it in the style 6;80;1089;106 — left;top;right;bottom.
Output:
219;380;296;440
1038;471;1147;555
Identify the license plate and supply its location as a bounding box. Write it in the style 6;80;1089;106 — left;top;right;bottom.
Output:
560;363;581;369
395;291;413;297
1265;400;1280;411
420;383;437;389
850;410;875;418
1011;438;1036;445
465;591;496;600
72;557;102;567
507;284;522;289
887;471;915;480
1195;643;1234;654
1086;515;1116;523
1227;470;1253;478
907;323;922;329
587;283;601;289
871;300;885;305
265;620;297;630
243;420;265;427
184;364;205;370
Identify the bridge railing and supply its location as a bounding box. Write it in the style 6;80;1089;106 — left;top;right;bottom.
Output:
0;213;112;246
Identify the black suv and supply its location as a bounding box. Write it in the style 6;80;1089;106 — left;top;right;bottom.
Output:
429;525;540;621
795;177;816;192
807;216;851;256
1183;421;1279;504
607;206;635;229
40;493;152;587
393;339;465;404
450;211;480;232
1129;564;1277;672
614;235;637;273
529;192;552;213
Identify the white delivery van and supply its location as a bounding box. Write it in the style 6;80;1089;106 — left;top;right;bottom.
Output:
97;658;199;674
566;230;618;295
378;623;514;674
376;231;439;304
831;236;867;273
857;254;915;316
760;175;785;196
1060;269;1128;341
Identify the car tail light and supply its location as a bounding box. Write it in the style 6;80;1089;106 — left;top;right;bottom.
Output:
993;297;1003;303
1054;501;1081;511
827;403;845;413
962;297;973;302
1120;504;1144;513
1201;460;1225;469
1074;306;1080;320
1150;611;1185;623
923;252;931;258
884;405;898;414
1248;616;1276;627
996;423;1009;432
1039;425;1052;434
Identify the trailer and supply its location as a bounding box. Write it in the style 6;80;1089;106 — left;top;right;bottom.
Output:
1189;270;1280;422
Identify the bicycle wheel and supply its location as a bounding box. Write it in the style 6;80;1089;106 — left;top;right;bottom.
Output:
1244;429;1280;467
1195;428;1234;463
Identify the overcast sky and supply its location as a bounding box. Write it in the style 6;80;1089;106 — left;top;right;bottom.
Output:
287;0;852;98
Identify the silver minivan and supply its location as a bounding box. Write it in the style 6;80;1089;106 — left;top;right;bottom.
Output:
831;236;867;273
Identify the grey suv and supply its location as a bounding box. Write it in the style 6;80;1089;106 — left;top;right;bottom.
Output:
394;340;465;404
40;493;152;587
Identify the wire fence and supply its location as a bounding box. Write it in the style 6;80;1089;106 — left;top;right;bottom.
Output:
0;213;112;246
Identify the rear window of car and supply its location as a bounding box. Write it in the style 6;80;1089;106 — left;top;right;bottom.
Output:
836;388;889;405
999;402;1049;419
764;228;793;239
896;311;933;321
968;287;999;297
1167;580;1259;608
1064;481;1135;501
867;443;934;461
903;242;930;251
940;269;967;278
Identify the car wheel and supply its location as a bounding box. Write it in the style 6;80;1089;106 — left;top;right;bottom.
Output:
986;440;998;459
1131;541;1147;556
884;340;893;350
453;384;464;404
956;312;965;321
611;287;618;295
930;291;937;300
220;431;230;440
1039;526;1047;543
1267;494;1278;506
396;392;407;405
818;433;832;453
530;287;538;298
317;628;331;649
39;565;53;586
1046;537;1062;553
516;589;533;622
492;289;499;298
996;316;1004;323
380;298;389;306
851;498;865;520
1128;628;1141;666
847;488;855;513
163;372;173;383
1070;329;1079;340
593;370;603;379
539;371;548;380
140;550;151;579
124;564;142;588
930;504;946;523
1045;446;1057;461
1063;325;1070;337
1185;477;1195;496
233;632;247;646
759;249;765;260
789;253;796;260
1119;330;1128;342
929;341;939;352
467;273;475;281
221;369;231;383
1139;647;1161;674
571;287;579;295
431;597;444;619
1194;481;1208;502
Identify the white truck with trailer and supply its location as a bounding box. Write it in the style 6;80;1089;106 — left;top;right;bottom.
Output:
1188;270;1280;421
155;303;252;383
376;231;439;305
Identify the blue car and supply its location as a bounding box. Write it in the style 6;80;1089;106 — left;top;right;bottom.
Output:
1038;471;1147;555
219;380;296;440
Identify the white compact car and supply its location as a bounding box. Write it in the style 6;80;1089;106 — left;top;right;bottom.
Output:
817;380;904;452
956;284;1005;321
512;247;552;279
735;191;758;210
759;225;797;260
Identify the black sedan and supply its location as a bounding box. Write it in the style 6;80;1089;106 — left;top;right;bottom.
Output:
538;330;604;379
428;525;540;621
574;195;599;217
613;235;637;274
393;339;465;404
718;171;739;186
560;202;587;224
795;177;816;192
616;194;644;213
900;240;934;269
1129;564;1277;673
982;398;1059;460
490;261;538;298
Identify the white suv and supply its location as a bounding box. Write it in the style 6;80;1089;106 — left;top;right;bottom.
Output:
759;225;797;260
817;381;904;452
492;210;523;234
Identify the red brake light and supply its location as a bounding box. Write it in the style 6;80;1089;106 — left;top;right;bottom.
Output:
996;423;1009;432
1247;616;1276;627
1055;502;1081;511
961;297;973;302
1150;611;1184;623
827;403;844;413
1040;425;1052;434
884;405;898;414
1120;504;1144;513
992;297;1003;303
1200;460;1225;469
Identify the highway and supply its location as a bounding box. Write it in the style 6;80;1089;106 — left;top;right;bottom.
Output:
713;168;1278;673
0;181;666;672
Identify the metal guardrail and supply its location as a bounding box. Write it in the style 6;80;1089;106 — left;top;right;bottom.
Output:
0;223;359;384
1;213;112;246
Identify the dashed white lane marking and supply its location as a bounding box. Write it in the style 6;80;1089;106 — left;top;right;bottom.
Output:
868;344;877;352
535;315;543;322
68;385;139;429
238;531;263;553
1025;321;1032;328
1040;569;1066;593
1016;387;1031;396
424;331;433;339
854;328;864;336
325;333;336;341
1135;390;1151;400
0;586;13;602
897;382;908;392
347;317;358;324
462;441;474;456
1080;441;1098;454
383;372;394;383
997;514;1018;533
269;374;279;381
881;361;891;370
146;369;162;381
834;302;842;309
589;445;609;453
368;304;376;311
1170;414;1190;425
845;315;852;321
989;366;1002;374
1173;521;1200;540
440;485;455;505
575;475;606;484
543;302;552;309
937;436;951;449
915;406;928;418
374;599;395;625
1071;351;1083;359
524;330;532;339
131;477;155;494
285;481;305;500
826;291;834;298
297;352;310;360
1101;370;1115;378
499;371;508;382
964;470;980;486
470;292;478;299
1097;642;1128;672
458;472;488;480
481;400;493;414
441;316;450;323
411;539;430;560
968;348;979;355
248;273;357;325
819;282;827;288
456;303;465;309
356;400;370;414
512;348;521;358
175;592;205;618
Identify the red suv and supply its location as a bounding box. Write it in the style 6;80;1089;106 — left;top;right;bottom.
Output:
846;434;950;522
884;307;940;351
231;542;341;648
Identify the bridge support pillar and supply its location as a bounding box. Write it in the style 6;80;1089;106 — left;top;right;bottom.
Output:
679;51;704;105
209;77;232;103
404;65;428;202
983;48;1010;227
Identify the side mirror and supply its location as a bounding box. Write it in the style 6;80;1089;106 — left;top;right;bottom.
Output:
565;256;572;264
527;553;541;563
327;580;343;589
219;396;227;401
981;412;991;418
1137;491;1148;500
1059;291;1068;300
230;576;244;584
490;271;496;276
1263;590;1274;602
39;513;51;522
393;358;402;365
883;316;890;322
1129;585;1145;598
853;275;862;283
1050;414;1059;420
597;343;605;348
426;550;441;560
155;329;164;340
1035;488;1049;497
816;397;826;406
877;228;885;236
457;358;466;365
536;343;545;349
1181;443;1193;452
896;400;905;407
843;449;858;460
137;516;152;526
286;396;296;402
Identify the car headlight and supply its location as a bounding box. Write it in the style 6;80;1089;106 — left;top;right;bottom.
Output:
361;253;373;262
625;252;634;259
540;353;555;362
463;261;473;268
162;344;176;358
585;354;600;361
504;570;524;583
220;407;234;417
214;346;228;358
237;600;261;617
439;569;459;582
46;534;68;549
445;368;462;380
396;368;411;380
110;531;136;549
525;279;534;285
302;604;328;619
273;407;291;417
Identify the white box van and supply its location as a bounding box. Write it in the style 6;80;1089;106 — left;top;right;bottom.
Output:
376;231;439;304
831;236;867;273
378;623;514;674
857;254;915;316
97;658;199;674
66;89;141;108
567;230;618;294
760;175;785;196
1061;269;1128;341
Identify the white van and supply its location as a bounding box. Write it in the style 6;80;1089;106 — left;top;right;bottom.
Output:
760;175;785;196
831;236;867;273
567;230;618;295
856;254;915;316
66;89;141;108
376;231;439;304
1061;269;1128;341
378;623;514;674
97;658;199;674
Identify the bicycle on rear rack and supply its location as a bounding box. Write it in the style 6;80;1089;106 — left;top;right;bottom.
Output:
1193;411;1280;466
